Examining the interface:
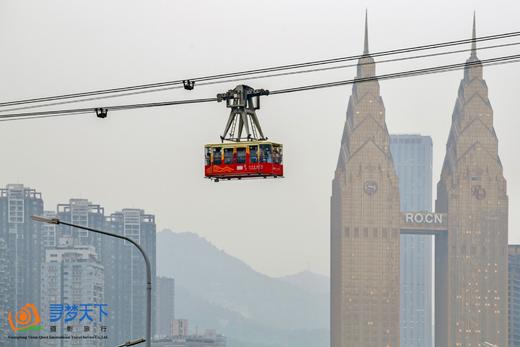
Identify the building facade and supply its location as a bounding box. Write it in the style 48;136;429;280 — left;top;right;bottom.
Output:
153;336;226;347
172;319;189;337
435;17;508;347
390;135;433;347
40;239;105;347
331;15;401;347
331;16;508;347
509;245;520;347
56;200;157;346
153;327;226;347
157;276;176;337
41;210;58;249
0;184;44;347
56;199;105;253
56;198;114;344
0;237;9;346
106;208;157;345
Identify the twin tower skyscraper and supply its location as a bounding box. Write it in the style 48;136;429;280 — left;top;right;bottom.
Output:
331;14;509;347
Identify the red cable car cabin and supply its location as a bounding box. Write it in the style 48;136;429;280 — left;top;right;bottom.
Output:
204;141;283;181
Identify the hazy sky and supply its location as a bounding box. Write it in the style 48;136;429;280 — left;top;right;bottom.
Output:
1;0;519;277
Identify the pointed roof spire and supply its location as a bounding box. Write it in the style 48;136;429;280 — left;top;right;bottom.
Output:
471;12;477;58
363;10;369;54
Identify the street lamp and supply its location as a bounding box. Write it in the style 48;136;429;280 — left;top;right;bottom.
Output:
116;338;146;347
32;215;152;347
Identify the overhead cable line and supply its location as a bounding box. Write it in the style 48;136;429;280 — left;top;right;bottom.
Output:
2;41;519;114
270;54;520;95
1;54;519;122
1;30;520;108
0;97;218;121
0;112;93;122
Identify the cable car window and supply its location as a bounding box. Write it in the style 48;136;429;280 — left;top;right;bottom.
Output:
213;147;222;165
260;144;272;163
237;148;246;164
273;145;283;164
224;148;234;164
249;145;258;163
205;148;211;166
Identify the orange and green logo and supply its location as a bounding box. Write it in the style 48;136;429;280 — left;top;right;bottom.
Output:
8;303;44;332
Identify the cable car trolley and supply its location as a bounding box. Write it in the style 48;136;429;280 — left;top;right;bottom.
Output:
204;85;283;182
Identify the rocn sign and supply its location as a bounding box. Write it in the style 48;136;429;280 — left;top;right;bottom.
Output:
404;212;443;224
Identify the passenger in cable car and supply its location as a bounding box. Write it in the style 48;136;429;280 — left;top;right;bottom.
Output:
213;147;222;165
224;148;233;164
273;145;282;164
249;145;258;163
205;148;211;166
260;144;272;163
237;148;246;164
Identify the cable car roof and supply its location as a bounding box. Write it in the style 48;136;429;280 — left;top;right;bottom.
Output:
204;141;282;148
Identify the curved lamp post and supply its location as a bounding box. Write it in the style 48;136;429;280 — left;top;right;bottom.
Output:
32;215;151;347
117;338;146;347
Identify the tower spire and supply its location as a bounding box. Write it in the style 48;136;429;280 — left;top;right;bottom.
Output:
363;10;369;54
471;12;477;58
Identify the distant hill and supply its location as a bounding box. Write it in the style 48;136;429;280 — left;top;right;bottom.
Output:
156;230;329;347
278;270;329;296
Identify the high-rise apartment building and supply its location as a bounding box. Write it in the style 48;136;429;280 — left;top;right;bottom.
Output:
40;238;105;347
157;276;176;337
56;199;105;251
172;319;189;337
0;238;9;346
0;184;44;346
106;208;157;345
153;328;226;347
42;210;58;249
509;245;520;347
0;188;157;346
390;135;433;347
56;200;157;346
